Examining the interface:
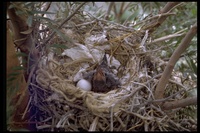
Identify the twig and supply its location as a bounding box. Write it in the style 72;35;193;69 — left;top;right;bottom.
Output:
168;79;187;90
41;2;87;46
140;29;149;51
121;109;154;121
167;2;184;13
115;115;126;128
21;96;32;120
162;96;197;110
110;105;114;131
143;2;180;31
89;116;99;131
64;100;87;111
133;12;176;28
85;11;136;31
132;81;154;100
131;86;187;111
168;119;190;131
104;2;114;20
36;124;52;130
147;33;186;45
160;2;180;14
30;83;49;92
41;2;52;17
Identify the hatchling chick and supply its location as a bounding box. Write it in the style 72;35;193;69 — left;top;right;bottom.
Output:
83;54;121;93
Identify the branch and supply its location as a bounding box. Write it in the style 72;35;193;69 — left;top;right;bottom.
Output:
162;96;197;110
147;33;186;45
104;2;114;20
160;2;181;13
154;22;197;100
133;12;176;27
143;2;181;32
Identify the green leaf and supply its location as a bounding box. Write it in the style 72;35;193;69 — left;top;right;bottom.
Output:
15;10;26;15
7;77;16;82
34;16;57;24
191;8;197;16
50;44;68;49
24;2;36;8
20;27;33;34
53;48;62;55
47;23;73;43
31;10;56;15
185;56;197;75
8;71;21;77
27;16;33;27
8;4;15;9
91;2;95;6
12;66;25;71
16;52;28;57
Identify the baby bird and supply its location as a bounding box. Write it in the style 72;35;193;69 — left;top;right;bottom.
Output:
92;66;107;92
91;54;121;93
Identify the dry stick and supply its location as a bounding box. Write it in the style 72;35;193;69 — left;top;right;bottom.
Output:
41;2;87;46
131;75;195;111
104;2;114;20
147;33;186;45
21;95;32;120
133;12;176;28
154;23;197;100
20;65;37;120
161;2;181;13
41;2;52;17
86;11;135;31
110;106;114;131
162;96;197;110
157;2;181;23
89;116;99;131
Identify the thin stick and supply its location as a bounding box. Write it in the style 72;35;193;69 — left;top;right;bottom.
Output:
147;33;186;45
42;2;87;46
110;105;114;131
21;96;32;120
89;116;99;131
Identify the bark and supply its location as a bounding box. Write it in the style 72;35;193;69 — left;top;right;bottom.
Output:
7;22;30;130
162;96;197;110
7;2;34;81
6;2;36;130
143;2;180;33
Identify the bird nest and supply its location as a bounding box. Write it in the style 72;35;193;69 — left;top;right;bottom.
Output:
29;15;196;131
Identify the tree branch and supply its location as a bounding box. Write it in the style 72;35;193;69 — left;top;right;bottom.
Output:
143;2;181;32
147;33;186;45
162;96;197;110
154;22;197;100
160;2;181;13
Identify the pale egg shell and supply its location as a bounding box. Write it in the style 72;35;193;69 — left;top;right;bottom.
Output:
76;79;92;91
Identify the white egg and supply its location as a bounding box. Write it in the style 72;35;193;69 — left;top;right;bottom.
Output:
76;79;92;91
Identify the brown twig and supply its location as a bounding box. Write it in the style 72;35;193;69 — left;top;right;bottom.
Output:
143;2;180;32
133;12;176;28
104;2;114;20
147;32;186;45
162;96;197;110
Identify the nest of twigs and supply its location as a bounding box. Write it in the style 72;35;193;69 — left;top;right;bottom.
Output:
29;12;196;131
